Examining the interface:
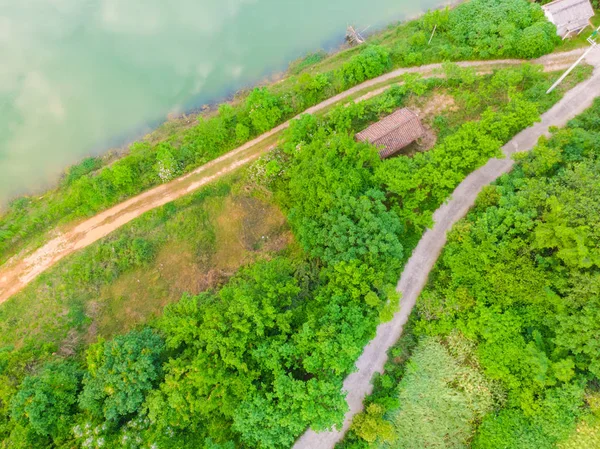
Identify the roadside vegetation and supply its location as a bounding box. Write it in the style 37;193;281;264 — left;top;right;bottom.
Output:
339;99;600;449
0;55;590;449
0;0;561;265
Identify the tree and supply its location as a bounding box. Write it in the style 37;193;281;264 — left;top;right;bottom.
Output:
286;133;380;221
296;189;404;267
448;0;551;58
555;299;600;379
233;375;346;449
110;162;135;193
10;361;82;440
245;88;285;134
79;328;165;421
148;259;307;443
351;403;395;444
235;123;250;142
517;22;558;59
338;46;391;88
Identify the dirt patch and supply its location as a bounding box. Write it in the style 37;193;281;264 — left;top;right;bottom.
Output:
416;92;457;118
212;197;248;271
84;194;291;340
86;244;198;340
237;196;289;251
407;92;458;154
211;195;290;270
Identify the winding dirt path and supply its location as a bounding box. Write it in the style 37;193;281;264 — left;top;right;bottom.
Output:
0;50;586;303
292;49;600;449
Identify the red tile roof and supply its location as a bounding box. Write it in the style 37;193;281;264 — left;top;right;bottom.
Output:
355;108;425;158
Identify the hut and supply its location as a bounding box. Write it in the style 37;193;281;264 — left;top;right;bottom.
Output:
542;0;595;39
355;108;425;159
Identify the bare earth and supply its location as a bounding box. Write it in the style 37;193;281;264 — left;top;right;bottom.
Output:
0;49;587;304
292;50;600;449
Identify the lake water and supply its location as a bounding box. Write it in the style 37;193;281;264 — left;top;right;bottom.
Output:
0;0;449;205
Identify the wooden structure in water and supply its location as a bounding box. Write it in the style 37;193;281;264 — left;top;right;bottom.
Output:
346;25;365;46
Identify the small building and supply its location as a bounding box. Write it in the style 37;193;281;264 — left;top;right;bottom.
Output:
355;108;425;159
542;0;595;39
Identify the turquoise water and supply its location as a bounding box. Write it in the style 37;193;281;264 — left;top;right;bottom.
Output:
0;0;448;204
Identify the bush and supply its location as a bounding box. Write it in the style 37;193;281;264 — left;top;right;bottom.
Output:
448;0;551;58
338;45;391;89
10;361;81;441
79;329;165;421
517;22;559;58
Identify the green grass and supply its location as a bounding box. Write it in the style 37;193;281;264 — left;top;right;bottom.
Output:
288;51;329;75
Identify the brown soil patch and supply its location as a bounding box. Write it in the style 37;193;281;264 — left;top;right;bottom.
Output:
407;92;458;154
212;197;247;271
84;194;291;340
417;92;458;118
87;243;204;340
211;195;290;270
237;196;289;251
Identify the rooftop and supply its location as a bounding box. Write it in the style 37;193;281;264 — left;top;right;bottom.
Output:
355;108;425;159
542;0;595;33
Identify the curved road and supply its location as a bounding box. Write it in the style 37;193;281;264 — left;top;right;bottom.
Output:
292;50;600;448
0;50;586;302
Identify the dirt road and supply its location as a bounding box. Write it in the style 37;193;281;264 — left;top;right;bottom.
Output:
292;49;600;449
0;50;586;303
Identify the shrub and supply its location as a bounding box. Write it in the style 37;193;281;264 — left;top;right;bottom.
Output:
79;329;165;421
517;22;559;58
338;45;391;88
10;361;82;441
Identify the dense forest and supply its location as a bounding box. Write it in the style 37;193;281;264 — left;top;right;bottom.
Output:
0;0;597;448
0;0;559;264
340;100;600;448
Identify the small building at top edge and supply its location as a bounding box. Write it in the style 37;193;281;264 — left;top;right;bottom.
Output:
542;0;595;39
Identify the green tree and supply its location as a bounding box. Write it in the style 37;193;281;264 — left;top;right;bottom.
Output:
245;88;285;134
517;22;558;59
351;403;395;444
448;0;549;58
339;45;391;88
555;300;600;378
79;328;165;421
10;360;82;441
296;189;404;266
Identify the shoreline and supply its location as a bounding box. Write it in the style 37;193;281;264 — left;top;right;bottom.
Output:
0;0;465;211
0;49;589;302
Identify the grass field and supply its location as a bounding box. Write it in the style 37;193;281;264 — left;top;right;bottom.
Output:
0;170;293;368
